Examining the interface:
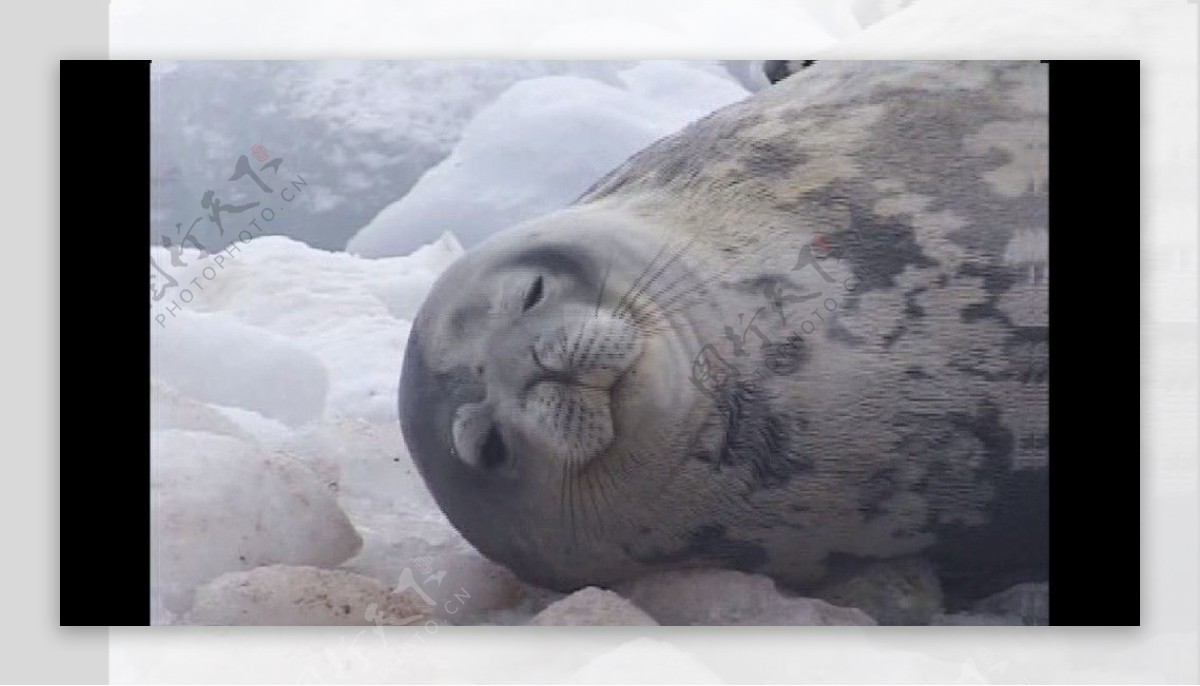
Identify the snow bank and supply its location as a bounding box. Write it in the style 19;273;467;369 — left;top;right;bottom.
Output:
346;61;749;257
152;232;462;423
150;229;473;623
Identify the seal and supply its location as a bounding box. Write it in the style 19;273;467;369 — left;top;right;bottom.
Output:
399;61;1049;611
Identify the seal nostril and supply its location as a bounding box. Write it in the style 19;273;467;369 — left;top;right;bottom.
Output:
479;426;508;469
522;275;544;313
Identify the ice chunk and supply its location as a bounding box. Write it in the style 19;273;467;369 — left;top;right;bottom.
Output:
187;565;429;626
151;430;362;617
151;233;462;423
617;569;875;626
528;587;657;626
346;63;749;257
151;310;328;426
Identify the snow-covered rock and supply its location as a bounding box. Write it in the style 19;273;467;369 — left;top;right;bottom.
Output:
528;588;658;626
151;430;362;617
617;569;875;626
346;61;749;258
187;565;429;626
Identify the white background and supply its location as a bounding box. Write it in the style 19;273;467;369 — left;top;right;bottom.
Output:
1;0;1195;682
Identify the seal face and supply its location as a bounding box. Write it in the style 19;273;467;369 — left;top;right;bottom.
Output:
400;61;1049;601
401;207;719;589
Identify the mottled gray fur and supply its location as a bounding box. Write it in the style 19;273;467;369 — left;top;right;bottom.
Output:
400;61;1048;608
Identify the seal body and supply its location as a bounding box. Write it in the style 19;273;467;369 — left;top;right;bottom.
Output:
400;61;1048;605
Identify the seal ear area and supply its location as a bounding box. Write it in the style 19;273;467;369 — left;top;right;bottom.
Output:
451;402;512;471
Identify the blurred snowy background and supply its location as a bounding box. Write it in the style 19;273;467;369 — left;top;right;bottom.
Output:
152;59;783;254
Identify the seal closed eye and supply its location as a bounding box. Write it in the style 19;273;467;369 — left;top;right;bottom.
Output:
522;276;544;313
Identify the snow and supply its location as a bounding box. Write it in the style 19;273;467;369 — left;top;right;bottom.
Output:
151;310;329;426
151;430;362;616
150;61;642;252
152;232;462;423
345;61;749;257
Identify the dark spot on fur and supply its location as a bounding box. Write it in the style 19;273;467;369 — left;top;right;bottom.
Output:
951;325;1048;383
628;524;768;571
904;366;932;379
703;380;812;488
881;288;927;347
957;260;1018;323
744;140;809;178
903;287;927;318
763;333;808;375
831;210;937;301
914;399;1046;605
826;319;866;346
929;468;1048;608
859;466;900;521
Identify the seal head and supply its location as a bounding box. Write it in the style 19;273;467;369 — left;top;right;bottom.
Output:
400;204;713;589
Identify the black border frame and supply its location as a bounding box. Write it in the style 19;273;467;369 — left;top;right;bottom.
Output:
61;60;152;626
58;59;1140;626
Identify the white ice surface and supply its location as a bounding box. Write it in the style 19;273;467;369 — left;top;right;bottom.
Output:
345;61;749;257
